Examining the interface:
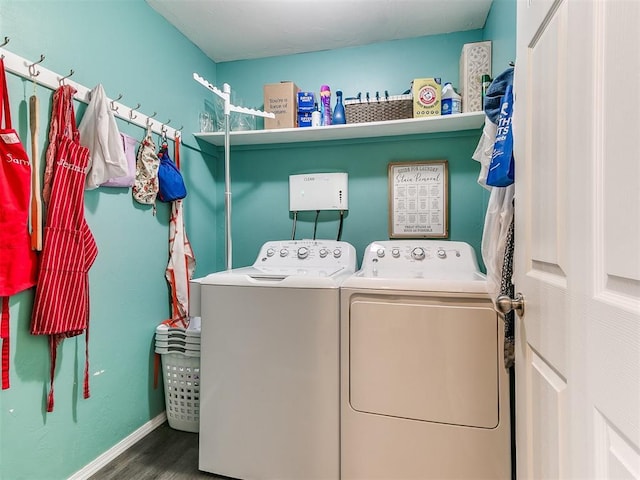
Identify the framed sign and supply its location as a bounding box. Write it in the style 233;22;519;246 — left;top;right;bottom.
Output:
388;160;449;238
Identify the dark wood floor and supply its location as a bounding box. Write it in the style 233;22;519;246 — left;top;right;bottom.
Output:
89;422;226;480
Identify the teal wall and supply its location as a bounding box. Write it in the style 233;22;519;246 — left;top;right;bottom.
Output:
223;133;486;269
0;1;515;479
484;0;517;74
214;0;515;269
215;28;511;268
0;2;218;479
217;30;484;119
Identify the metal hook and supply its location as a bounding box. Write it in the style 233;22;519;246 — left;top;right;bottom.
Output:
0;36;8;59
110;93;123;112
129;103;141;120
161;119;171;134
146;111;157;127
160;119;171;142
58;69;74;85
28;54;45;77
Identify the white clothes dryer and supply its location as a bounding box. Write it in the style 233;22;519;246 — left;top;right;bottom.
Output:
191;240;356;480
340;240;511;480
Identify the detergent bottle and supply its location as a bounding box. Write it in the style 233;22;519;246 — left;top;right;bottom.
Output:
311;102;321;127
332;90;346;124
320;85;332;125
441;82;461;115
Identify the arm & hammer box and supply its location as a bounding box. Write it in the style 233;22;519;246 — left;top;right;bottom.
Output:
412;78;442;117
264;81;300;129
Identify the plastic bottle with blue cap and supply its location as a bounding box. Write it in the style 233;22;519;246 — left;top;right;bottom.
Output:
441;82;461;115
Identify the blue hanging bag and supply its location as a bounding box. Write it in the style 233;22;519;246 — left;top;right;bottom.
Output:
487;84;515;187
157;146;187;202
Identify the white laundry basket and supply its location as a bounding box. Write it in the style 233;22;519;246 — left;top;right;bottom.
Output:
161;352;200;432
155;321;201;433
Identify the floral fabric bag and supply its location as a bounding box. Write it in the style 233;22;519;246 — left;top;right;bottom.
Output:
132;126;159;205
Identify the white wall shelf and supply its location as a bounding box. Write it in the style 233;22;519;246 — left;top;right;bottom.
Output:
194;111;485;147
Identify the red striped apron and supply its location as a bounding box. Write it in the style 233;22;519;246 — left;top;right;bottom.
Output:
31;85;98;412
0;58;38;390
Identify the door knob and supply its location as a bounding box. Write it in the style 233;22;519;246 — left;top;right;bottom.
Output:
495;292;525;316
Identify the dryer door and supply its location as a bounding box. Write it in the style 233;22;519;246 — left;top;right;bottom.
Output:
349;295;499;428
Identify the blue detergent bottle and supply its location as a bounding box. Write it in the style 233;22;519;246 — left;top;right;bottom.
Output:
333;90;346;124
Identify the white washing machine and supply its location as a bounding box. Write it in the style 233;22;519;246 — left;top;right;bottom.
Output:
191;240;356;480
340;240;511;480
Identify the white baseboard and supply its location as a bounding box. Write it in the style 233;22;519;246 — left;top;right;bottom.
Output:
68;411;167;480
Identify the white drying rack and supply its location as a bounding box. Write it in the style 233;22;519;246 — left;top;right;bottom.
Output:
193;72;274;270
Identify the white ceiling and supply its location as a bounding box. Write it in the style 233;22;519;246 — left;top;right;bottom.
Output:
146;0;493;63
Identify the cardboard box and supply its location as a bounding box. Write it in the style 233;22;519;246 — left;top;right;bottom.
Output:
264;81;300;129
412;78;442;117
459;41;492;113
297;91;316;112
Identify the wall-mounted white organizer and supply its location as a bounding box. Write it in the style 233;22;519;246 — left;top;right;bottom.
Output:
0;42;181;141
193;72;275;270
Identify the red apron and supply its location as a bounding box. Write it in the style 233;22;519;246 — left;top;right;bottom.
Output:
31;85;98;412
0;58;38;390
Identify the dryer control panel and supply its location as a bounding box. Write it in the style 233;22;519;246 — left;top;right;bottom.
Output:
360;240;483;279
254;240;357;270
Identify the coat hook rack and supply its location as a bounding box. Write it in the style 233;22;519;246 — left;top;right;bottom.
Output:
28;54;45;77
58;69;74;85
129;103;141;120
110;93;123;112
1;47;181;140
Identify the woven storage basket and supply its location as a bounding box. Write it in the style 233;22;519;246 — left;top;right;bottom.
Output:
161;352;200;432
344;94;413;124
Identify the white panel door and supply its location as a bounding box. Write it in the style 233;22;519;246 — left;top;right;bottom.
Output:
513;0;640;478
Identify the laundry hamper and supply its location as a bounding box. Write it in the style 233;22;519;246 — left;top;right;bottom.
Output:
156;323;201;432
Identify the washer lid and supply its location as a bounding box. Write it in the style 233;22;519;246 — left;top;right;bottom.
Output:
248;265;347;279
197;264;354;288
194;239;357;288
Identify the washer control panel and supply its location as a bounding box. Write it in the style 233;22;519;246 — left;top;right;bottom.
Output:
255;240;357;270
360;240;482;279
